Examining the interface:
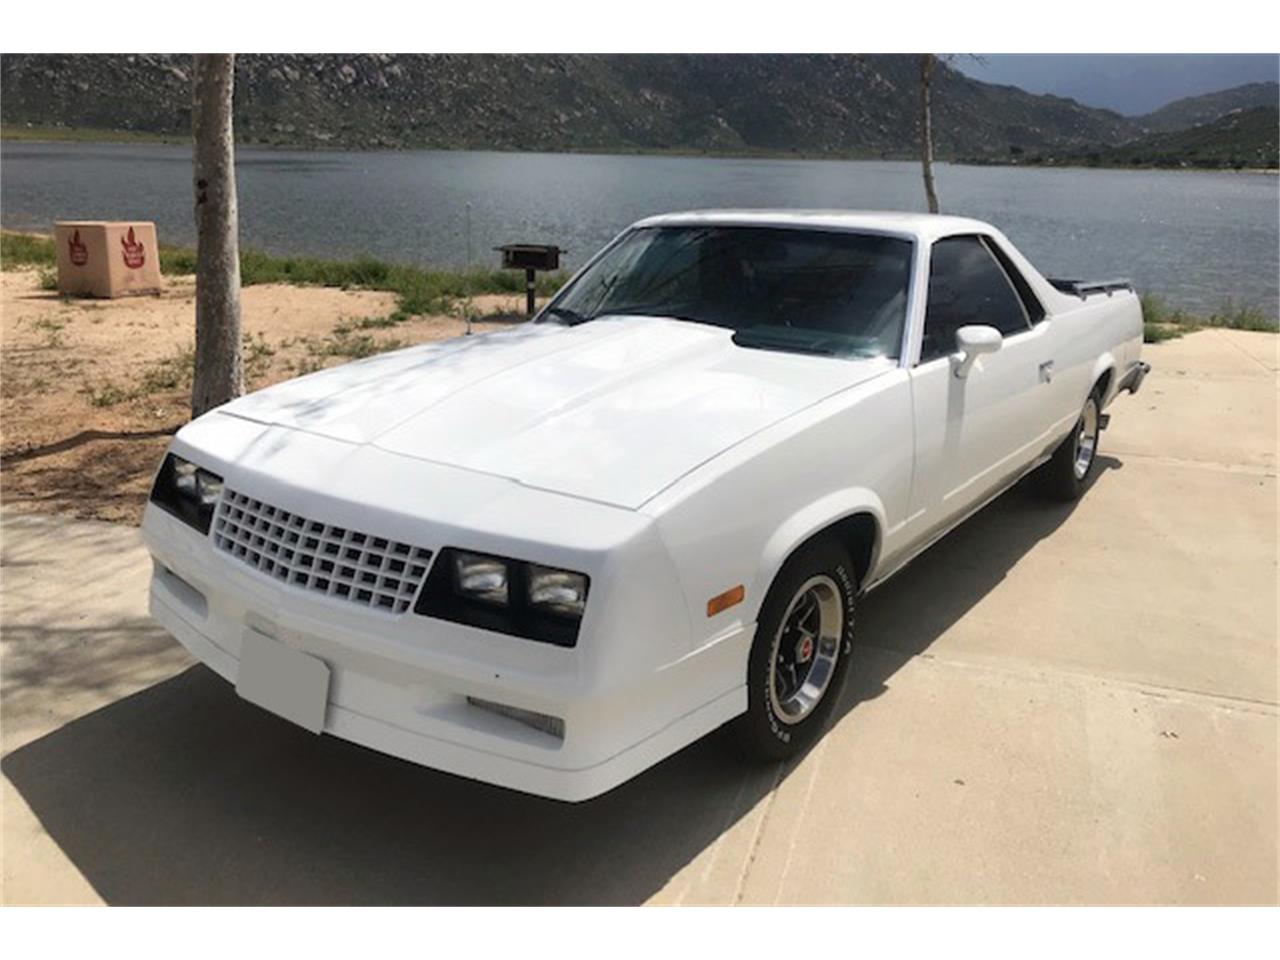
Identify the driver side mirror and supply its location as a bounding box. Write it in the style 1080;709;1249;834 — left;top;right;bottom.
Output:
952;324;1003;379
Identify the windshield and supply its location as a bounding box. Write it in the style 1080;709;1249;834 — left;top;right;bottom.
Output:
542;225;913;359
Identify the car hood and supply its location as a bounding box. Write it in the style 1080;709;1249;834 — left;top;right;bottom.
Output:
220;316;893;509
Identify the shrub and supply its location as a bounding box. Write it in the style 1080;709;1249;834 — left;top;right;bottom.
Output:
1;232;56;268
1205;299;1277;332
1140;292;1277;342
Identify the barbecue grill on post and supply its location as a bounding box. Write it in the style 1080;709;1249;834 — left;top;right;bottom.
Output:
495;243;564;317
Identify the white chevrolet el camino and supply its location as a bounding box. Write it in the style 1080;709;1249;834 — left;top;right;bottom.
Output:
142;211;1150;801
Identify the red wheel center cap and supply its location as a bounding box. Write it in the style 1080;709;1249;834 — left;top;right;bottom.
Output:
796;636;814;664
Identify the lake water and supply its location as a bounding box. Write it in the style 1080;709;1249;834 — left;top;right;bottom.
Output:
2;141;1277;318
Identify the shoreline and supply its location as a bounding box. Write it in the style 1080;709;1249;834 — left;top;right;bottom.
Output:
956;157;1279;175
5;126;1276;174
0;128;923;165
5;229;1275;329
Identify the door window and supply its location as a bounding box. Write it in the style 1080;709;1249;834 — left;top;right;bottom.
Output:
920;236;1032;363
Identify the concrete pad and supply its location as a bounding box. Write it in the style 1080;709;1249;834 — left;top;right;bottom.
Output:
1225;331;1279;372
1;513;192;751
2;328;1276;905
2;513;194;904
1108;377;1276;471
734;648;1276;905
1155;328;1278;375
1103;332;1277;473
859;458;1277;704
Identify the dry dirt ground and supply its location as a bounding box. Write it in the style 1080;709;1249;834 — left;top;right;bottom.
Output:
0;268;533;522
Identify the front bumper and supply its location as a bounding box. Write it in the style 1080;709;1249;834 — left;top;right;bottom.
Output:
142;472;749;802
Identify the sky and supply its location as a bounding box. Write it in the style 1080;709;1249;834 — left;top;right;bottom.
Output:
953;54;1279;115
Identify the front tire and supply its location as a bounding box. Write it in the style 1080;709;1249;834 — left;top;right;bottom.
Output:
733;537;856;762
1038;388;1102;502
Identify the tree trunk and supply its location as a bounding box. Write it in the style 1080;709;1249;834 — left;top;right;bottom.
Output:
191;54;243;418
919;53;940;214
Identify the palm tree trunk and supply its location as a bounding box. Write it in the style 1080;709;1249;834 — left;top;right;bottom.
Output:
919;53;940;214
191;54;243;418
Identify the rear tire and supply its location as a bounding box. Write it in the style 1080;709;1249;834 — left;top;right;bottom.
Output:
1038;387;1102;502
733;537;856;762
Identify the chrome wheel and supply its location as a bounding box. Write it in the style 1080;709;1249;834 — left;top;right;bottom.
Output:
1073;396;1099;480
767;575;844;725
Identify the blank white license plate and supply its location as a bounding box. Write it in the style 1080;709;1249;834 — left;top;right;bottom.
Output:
236;631;331;734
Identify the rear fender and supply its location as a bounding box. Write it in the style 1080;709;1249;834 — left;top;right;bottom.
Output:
1090;352;1118;406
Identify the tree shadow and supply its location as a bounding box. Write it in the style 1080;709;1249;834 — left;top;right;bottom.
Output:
2;426;183;466
2;459;1119;904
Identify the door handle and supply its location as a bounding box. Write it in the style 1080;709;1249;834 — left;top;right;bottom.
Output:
1039;360;1055;383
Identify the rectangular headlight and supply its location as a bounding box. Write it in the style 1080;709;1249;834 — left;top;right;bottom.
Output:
527;564;588;619
172;456;223;507
149;453;224;534
416;547;590;647
452;551;510;606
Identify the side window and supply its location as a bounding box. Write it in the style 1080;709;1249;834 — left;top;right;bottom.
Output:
983;236;1046;324
920;236;1032;363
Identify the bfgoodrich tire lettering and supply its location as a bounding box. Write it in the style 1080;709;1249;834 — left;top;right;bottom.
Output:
734;537;856;762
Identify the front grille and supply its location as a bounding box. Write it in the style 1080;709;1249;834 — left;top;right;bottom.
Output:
213;489;433;614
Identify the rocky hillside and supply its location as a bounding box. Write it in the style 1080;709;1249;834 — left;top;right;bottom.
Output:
1133;81;1278;133
0;54;1139;158
1088;106;1279;169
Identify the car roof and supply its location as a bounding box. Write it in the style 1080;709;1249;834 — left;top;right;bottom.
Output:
631;209;995;242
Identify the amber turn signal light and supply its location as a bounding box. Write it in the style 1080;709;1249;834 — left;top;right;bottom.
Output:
706;584;745;617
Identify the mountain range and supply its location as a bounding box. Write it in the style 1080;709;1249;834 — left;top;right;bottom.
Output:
1065;105;1278;169
1;55;1275;167
1130;81;1278;132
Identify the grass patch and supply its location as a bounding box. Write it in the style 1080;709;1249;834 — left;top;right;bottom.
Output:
3;230;566;323
77;345;198;408
32;316;67;348
80;380;131;408
2;124;187;145
310;328;406;361
159;244;198;274
242;331;276;382
1203;300;1277;332
1;232;56;268
1140;294;1192;327
346;314;403;330
132;335;274;394
1142;293;1277;343
1142;294;1196;343
137;345;196;393
1143;323;1186;343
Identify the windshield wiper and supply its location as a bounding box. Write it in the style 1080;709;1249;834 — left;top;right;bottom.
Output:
598;308;724;329
731;327;843;357
541;305;590;326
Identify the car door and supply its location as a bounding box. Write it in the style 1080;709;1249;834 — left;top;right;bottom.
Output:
905;235;1056;538
982;233;1083;449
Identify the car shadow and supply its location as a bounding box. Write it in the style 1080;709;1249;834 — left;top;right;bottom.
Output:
2;458;1119;904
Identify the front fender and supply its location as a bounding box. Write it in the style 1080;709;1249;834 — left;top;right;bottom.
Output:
756;488;887;605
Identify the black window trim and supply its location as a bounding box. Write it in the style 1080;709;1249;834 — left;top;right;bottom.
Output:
977;234;1046;327
969;234;1034;335
915;233;1037;368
